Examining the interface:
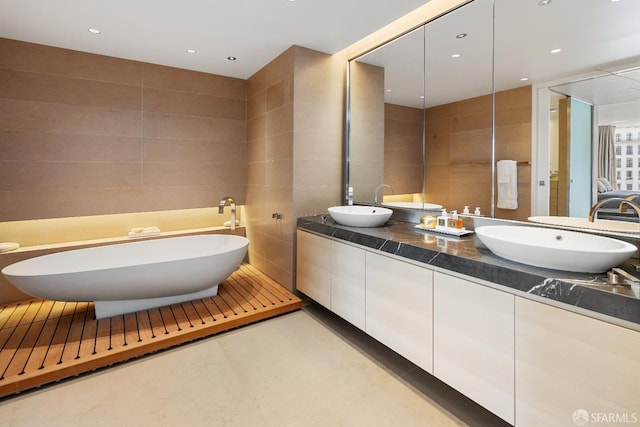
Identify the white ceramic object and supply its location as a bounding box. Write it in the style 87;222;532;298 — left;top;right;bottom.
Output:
2;234;249;319
475;225;637;273
528;216;640;235
0;242;20;253
328;206;393;227
382;201;443;210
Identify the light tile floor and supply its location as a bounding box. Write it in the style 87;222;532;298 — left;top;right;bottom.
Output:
0;303;510;427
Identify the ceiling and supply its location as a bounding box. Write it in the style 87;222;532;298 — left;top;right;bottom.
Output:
355;0;640;126
1;0;638;127
0;0;429;79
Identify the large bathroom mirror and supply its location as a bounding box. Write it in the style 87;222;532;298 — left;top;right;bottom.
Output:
347;0;640;222
348;0;494;214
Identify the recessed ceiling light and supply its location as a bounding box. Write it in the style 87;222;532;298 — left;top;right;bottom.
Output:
538;0;551;5
227;56;237;61
386;89;391;93
456;33;467;39
186;49;197;54
550;48;562;54
451;53;461;58
419;95;425;99
520;77;529;81
88;28;101;34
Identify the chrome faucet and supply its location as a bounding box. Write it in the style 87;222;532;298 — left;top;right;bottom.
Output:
374;184;394;206
218;196;236;230
588;195;640;222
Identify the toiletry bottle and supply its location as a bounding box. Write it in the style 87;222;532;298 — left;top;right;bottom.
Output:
437;208;448;228
474;207;481;216
348;187;353;206
452;210;463;229
463;206;470;215
447;210;458;228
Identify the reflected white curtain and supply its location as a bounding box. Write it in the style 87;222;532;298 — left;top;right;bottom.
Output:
598;125;617;189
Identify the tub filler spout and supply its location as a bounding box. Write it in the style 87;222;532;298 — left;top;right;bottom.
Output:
219;196;236;230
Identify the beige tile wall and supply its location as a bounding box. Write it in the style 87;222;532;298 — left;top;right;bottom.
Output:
425;86;531;220
246;46;342;291
495;85;532;220
384;103;424;195
0;38;247;221
246;47;295;289
349;61;385;203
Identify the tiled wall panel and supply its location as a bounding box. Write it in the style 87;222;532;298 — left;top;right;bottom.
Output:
246;46;342;291
425;86;531;220
0;38;246;221
384;103;423;195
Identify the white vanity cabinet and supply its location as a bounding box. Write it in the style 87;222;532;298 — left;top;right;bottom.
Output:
296;230;331;308
515;297;640;426
296;230;366;329
330;241;366;330
433;271;515;425
365;252;433;373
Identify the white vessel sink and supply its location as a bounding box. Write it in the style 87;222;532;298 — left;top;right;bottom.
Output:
475;225;637;273
382;201;443;210
328;206;393;227
528;216;639;235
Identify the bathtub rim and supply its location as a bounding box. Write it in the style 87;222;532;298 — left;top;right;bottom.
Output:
0;228;247;306
2;234;249;277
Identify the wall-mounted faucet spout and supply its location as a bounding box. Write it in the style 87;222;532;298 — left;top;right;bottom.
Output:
218;196;236;230
374;184;394;206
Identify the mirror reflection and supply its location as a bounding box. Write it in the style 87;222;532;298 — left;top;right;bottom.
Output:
347;0;640;226
349;0;493;214
544;68;640;224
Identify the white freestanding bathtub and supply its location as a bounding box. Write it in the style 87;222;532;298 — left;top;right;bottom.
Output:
1;234;249;319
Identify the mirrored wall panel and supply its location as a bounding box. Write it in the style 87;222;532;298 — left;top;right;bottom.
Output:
348;0;640;222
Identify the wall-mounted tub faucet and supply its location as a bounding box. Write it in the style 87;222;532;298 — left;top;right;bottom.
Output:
219;196;236;230
374;184;394;206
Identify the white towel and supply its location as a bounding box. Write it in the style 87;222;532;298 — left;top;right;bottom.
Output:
497;160;518;209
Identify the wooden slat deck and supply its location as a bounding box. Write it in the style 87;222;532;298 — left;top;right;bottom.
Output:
0;264;301;398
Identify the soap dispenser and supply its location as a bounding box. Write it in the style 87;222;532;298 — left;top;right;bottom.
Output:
449;210;463;229
437;208;448;228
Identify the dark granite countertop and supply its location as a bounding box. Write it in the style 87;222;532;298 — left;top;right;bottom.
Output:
297;215;640;330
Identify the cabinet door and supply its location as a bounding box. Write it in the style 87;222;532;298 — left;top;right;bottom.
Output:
296;230;331;308
515;297;640;426
331;241;366;329
433;272;515;424
366;252;433;373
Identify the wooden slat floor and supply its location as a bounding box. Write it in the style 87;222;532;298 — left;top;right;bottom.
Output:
0;263;301;398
